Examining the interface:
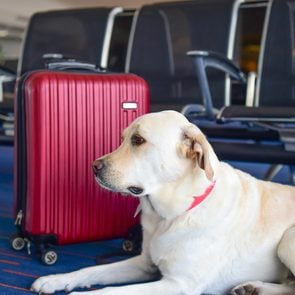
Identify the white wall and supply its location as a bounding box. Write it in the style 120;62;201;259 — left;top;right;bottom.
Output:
0;39;20;59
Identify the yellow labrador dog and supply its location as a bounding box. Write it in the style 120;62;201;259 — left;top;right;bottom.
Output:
32;111;295;295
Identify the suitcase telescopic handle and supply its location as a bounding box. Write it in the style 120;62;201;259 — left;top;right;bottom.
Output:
43;53;103;73
46;61;102;72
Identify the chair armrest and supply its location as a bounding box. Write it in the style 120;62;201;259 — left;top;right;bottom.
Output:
217;106;295;123
187;50;246;82
0;113;14;122
187;50;246;120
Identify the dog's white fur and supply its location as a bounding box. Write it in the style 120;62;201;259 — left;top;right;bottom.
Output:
32;111;295;295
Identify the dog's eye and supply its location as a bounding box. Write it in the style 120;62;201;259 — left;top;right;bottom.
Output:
131;134;146;146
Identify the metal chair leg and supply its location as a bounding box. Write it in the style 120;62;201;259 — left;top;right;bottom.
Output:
264;164;283;181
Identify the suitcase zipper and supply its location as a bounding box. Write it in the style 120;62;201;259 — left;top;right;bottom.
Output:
15;73;30;233
15;210;24;225
14;210;33;255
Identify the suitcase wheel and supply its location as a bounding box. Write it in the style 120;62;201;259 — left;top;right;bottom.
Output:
122;239;134;253
10;234;26;251
41;249;58;265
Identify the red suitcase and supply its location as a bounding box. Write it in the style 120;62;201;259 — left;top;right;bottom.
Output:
12;69;149;264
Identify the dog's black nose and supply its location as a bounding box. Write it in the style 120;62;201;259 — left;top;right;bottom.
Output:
93;159;104;175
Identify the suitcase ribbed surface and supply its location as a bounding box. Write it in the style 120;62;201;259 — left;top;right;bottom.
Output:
23;72;149;244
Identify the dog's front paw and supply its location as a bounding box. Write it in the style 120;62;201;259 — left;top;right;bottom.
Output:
231;282;262;295
31;273;79;294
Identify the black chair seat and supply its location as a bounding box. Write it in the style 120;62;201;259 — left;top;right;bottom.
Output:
211;141;295;165
195;120;280;141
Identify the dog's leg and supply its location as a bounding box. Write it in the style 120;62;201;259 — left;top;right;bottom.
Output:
231;225;295;295
231;281;295;295
31;255;157;294
68;279;186;295
278;225;295;279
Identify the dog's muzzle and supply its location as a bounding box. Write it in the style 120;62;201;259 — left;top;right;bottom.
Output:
93;159;144;196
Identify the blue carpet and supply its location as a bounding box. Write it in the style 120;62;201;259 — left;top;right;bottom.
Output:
0;145;292;294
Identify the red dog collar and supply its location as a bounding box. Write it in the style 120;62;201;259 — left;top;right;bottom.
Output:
186;181;216;211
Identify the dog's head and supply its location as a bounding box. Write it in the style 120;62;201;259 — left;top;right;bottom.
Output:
93;111;218;198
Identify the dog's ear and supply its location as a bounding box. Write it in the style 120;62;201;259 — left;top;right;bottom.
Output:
180;124;214;181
